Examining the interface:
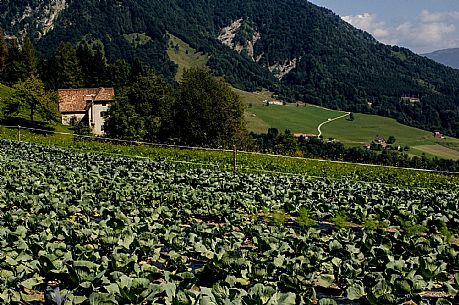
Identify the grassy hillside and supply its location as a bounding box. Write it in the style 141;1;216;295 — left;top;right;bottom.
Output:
237;89;459;159
167;34;208;81
46;23;459;162
0;83;12;100
0;83;66;129
249;104;344;134
236;88;344;134
0;83;13;120
322;113;459;159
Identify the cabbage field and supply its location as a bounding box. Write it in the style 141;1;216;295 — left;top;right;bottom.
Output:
0;140;458;304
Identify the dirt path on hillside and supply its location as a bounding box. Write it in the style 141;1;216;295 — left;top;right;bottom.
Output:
317;112;350;137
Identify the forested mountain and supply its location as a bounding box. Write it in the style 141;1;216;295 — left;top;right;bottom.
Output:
423;48;459;70
2;0;459;136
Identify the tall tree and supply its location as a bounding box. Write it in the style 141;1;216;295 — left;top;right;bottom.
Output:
0;35;33;84
77;43;108;87
2;44;25;84
129;58;145;81
107;59;130;89
176;68;246;147
91;46;108;86
21;35;37;77
47;42;83;89
0;29;7;75
76;42;93;86
106;71;175;141
7;75;58;123
105;97;145;140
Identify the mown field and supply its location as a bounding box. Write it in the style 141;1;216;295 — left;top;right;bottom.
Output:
237;89;345;135
238;90;459;160
322;113;459;160
0;140;458;304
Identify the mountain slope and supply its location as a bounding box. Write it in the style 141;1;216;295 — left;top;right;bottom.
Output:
2;0;459;136
422;48;459;69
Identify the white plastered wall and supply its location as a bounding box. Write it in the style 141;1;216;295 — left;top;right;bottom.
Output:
61;113;85;125
90;103;110;136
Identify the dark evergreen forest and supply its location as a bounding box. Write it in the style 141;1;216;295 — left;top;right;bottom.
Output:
2;0;459;136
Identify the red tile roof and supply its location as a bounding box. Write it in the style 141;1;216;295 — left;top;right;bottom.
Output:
58;88;115;113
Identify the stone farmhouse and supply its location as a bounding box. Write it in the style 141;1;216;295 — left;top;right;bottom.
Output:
58;88;114;136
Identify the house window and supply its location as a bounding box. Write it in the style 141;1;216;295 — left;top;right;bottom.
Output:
100;111;107;118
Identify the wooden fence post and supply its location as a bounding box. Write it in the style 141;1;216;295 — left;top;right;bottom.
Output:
233;145;237;173
17;126;20;143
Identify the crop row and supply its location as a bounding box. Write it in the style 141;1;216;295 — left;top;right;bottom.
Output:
0;140;458;304
1;127;459;189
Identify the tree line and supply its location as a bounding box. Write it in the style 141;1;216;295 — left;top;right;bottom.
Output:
252;130;459;172
0;32;140;90
106;68;247;147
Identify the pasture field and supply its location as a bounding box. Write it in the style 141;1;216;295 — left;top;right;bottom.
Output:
236;90;459;159
236;88;345;134
167;34;209;81
248;103;344;134
0;140;458;304
411;145;459;161
322;113;459;159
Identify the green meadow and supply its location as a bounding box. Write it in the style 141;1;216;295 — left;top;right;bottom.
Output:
0;83;12;100
0;83;13;120
167;34;209;81
322;112;459;159
236;88;459;159
247;103;344;134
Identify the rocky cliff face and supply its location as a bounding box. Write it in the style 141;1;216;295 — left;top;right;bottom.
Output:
217;18;300;80
218;19;261;62
1;0;67;39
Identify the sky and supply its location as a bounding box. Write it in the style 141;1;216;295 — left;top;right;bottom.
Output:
309;0;459;54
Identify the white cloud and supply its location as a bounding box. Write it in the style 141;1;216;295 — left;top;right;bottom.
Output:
396;21;455;44
342;13;390;39
419;10;459;23
342;10;459;53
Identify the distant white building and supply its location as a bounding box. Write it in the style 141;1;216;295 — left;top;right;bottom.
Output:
293;133;319;139
400;96;420;104
264;99;284;106
58;88;115;136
